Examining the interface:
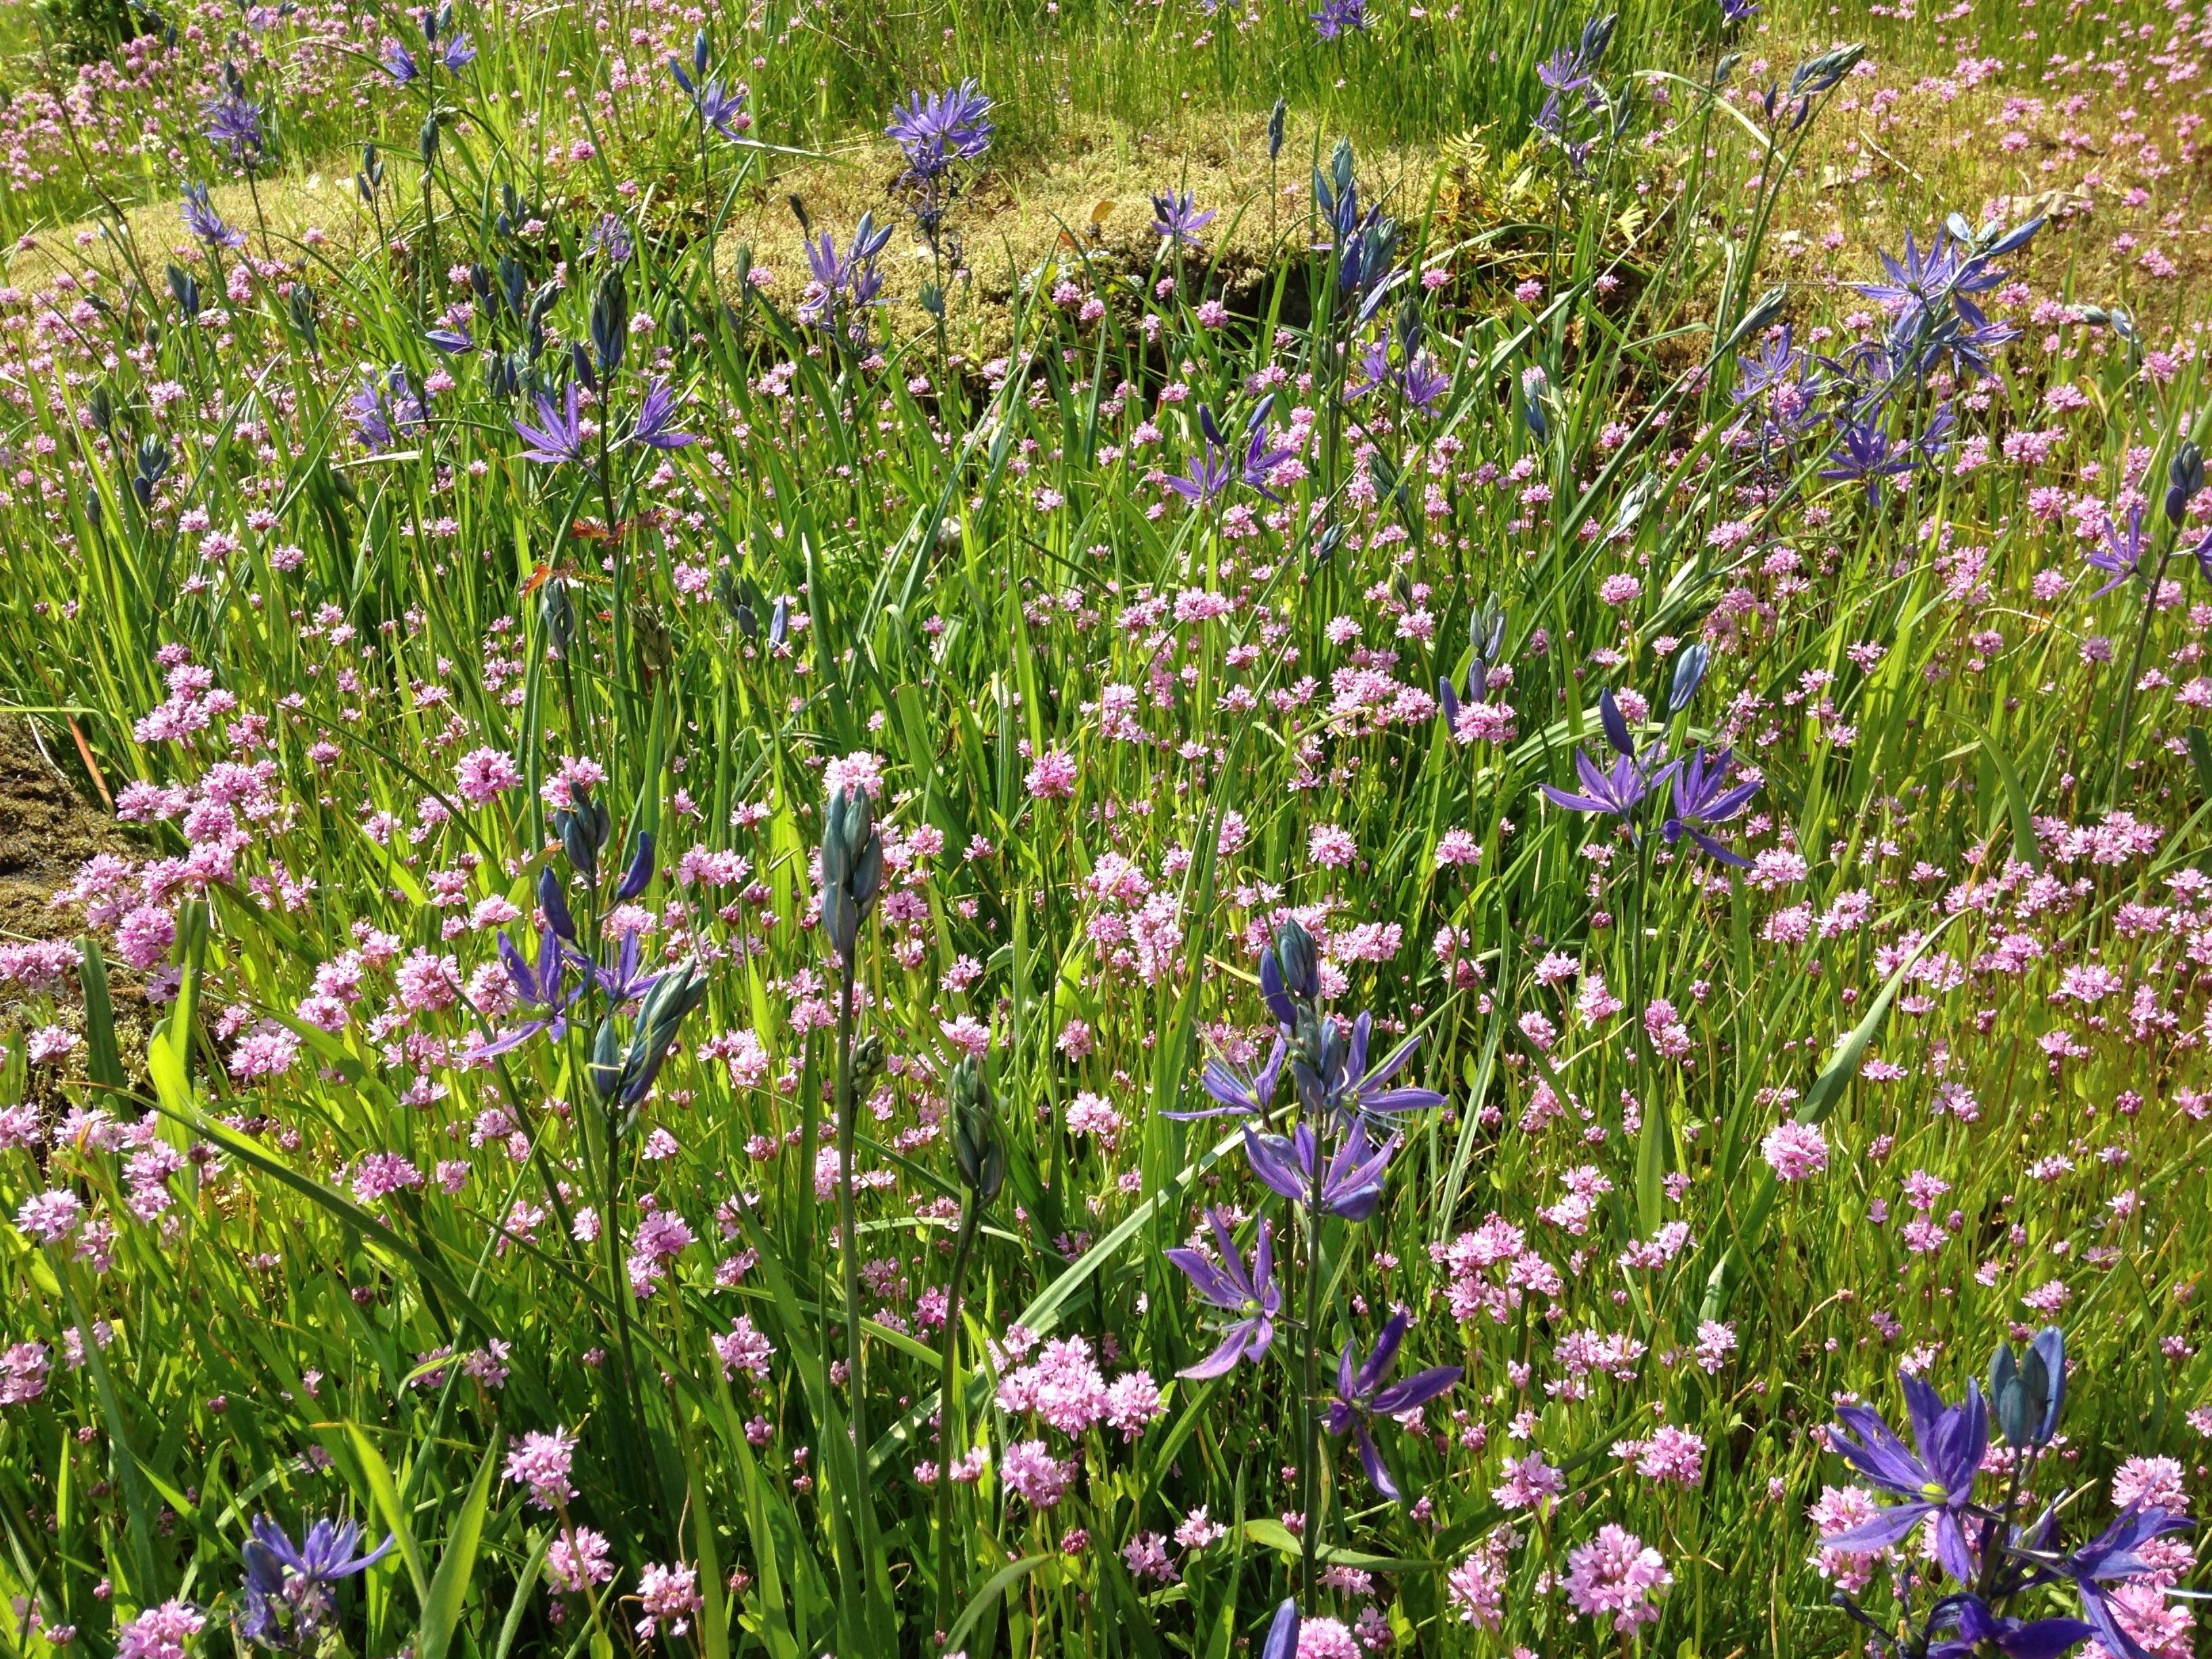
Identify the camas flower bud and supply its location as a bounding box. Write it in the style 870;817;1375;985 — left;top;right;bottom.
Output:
1988;1326;2064;1450
2167;441;2204;527
949;1057;1003;1201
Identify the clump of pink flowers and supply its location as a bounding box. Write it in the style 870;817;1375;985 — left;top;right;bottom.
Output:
1563;1525;1673;1633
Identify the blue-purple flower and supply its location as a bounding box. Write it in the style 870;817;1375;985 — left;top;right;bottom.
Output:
1662;746;1759;867
1242;1122;1395;1221
800;214;893;331
350;369;426;455
2061;1502;2193;1659
1290;1010;1444;1130
1924;1597;2090;1659
1151;191;1216;247
1820;409;1919;506
703;78;750;135
1163;443;1235;506
181;183;245;249
2085;504;2146;598
629;379;697;450
1311;0;1364;39
203;65;268;165
1164;1208;1279;1378
1822;1372;1989;1582
670;30;747;134
1541;689;1676;822
1170;1034;1287;1119
469;927;575;1060
588;213;634;266
513;384;590;467
239;1514;392;1649
1323;1311;1460;1500
573;914;665;1008
886;80;995;181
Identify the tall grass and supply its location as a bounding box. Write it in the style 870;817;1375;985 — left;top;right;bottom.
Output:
0;0;2207;1656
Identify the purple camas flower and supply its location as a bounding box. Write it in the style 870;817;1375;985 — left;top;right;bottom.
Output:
691;75;750;137
1542;690;1676;823
670;36;751;137
1151;191;1216;247
573;927;663;1005
799;215;893;332
2085;503;2148;598
1285;1009;1443;1130
1164;1208;1279;1378
1662;745;1760;866
886;79;994;181
349;369;426;455
203;65;267;165
2062;1502;2193;1657
466;926;573;1059
1242;1121;1395;1221
1323;1311;1460;1500
1176;1033;1287;1118
348;381;394;454
180;182;245;249
1311;0;1365;40
513;384;589;466
239;1514;394;1649
381;39;418;83
629;378;698;450
1164;432;1235;505
1822;1372;1988;1580
1818;407;1921;506
586;212;633;267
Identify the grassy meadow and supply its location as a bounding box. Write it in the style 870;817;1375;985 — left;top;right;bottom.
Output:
1;0;2211;1654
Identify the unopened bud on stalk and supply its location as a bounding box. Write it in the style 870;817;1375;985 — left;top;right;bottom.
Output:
2167;441;2204;527
588;1016;623;1102
949;1057;1003;1201
536;865;577;942
853;1032;885;1085
820;787;884;964
1988;1326;2065;1450
1669;640;1711;714
1276;919;1318;1002
617;960;710;1105
541;577;576;661
614;832;656;902
553;783;611;882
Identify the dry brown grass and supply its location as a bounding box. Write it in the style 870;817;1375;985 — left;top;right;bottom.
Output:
7;26;2196;354
708;108;1450;352
3;169;379;292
